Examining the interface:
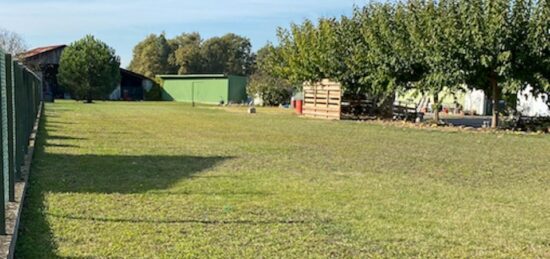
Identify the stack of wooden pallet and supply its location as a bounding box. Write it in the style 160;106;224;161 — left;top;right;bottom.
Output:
302;80;342;120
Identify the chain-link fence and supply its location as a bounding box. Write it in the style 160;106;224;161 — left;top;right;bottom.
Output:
0;48;42;234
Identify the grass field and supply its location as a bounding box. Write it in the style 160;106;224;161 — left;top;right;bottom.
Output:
16;101;550;258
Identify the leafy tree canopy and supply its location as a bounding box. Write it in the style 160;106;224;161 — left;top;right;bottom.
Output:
269;0;549;126
128;33;175;79
201;33;254;75
169;33;202;74
58;35;120;102
247;45;294;106
129;32;254;77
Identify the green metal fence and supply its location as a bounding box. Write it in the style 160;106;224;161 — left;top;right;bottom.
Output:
0;48;42;234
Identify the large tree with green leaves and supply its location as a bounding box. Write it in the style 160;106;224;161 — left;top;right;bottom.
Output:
359;3;421;117
58;35;120;103
128;33;175;79
526;0;550;96
248;45;294;105
465;0;513;127
129;32;255;77
200;33;254;75
274;7;416;117
269;0;549;124
458;0;548;128
405;0;465;122
169;32;203;74
275;18;339;84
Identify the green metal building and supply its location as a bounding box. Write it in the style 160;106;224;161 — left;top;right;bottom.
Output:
158;74;248;104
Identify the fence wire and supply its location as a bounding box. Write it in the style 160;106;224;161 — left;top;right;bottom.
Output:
0;48;42;234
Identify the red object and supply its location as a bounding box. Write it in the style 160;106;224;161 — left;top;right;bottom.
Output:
295;100;303;114
292;100;296;108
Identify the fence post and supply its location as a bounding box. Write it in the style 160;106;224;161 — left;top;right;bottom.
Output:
14;63;23;181
0;52;42;236
5;55;15;202
0;50;6;235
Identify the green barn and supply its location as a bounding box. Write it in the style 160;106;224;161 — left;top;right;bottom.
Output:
158;74;248;104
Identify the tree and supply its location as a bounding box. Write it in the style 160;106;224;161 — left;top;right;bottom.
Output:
58;35;120;103
406;0;465;122
459;0;548;128
526;0;550;97
200;33;254;75
274;7;417;117
128;33;175;79
0;28;27;55
169;32;203;74
247;45;294;105
457;0;513;128
248;73;293;106
333;14;366;95
275;18;339;83
266;0;549;123
360;3;421;117
129;32;255;77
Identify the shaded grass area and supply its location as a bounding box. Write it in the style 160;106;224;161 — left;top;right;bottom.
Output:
16;101;550;257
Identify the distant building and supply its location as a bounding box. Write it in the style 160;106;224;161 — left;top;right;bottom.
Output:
20;45;66;101
463;89;490;116
516;86;549;117
20;45;153;101
157;74;248;105
462;87;549;116
110;69;154;101
397;86;549;117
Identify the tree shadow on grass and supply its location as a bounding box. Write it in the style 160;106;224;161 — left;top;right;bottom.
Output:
33;113;234;194
16;112;234;258
36;154;232;194
45;135;87;141
46;213;309;225
42;143;80;148
16;153;232;258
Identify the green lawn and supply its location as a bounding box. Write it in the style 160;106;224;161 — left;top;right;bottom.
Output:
16;101;550;258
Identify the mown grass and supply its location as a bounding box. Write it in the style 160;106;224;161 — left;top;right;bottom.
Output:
16;100;550;258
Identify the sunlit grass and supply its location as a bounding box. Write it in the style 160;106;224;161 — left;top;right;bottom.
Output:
16;100;550;257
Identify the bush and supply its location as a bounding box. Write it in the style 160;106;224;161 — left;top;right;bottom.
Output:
247;73;293;106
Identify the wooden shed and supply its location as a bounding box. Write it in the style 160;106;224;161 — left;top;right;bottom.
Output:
20;45;66;101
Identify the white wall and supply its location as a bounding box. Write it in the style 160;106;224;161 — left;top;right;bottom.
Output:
464;89;488;115
462;87;549;117
517;86;549;116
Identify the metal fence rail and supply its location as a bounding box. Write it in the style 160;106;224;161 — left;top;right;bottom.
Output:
0;48;42;234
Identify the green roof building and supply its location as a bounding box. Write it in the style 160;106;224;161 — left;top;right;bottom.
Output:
157;74;248;105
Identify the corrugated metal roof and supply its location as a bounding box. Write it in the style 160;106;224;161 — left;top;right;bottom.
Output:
20;45;66;59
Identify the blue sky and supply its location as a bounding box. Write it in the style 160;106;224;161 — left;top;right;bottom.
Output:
0;0;362;67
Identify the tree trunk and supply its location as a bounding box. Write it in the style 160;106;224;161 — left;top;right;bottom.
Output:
86;91;93;104
379;94;395;119
433;94;440;123
490;75;499;128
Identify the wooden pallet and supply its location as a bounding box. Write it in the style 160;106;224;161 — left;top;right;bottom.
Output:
303;79;342;120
